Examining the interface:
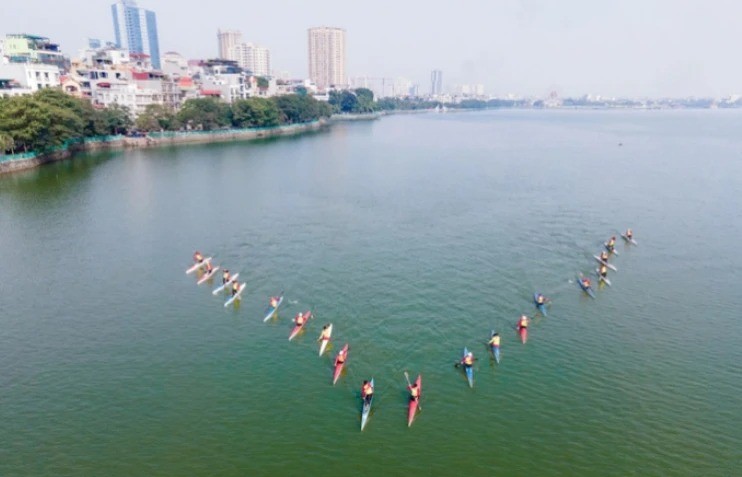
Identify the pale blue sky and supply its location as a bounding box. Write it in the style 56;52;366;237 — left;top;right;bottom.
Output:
3;0;741;97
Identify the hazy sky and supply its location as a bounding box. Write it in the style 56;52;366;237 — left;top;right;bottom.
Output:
3;0;741;97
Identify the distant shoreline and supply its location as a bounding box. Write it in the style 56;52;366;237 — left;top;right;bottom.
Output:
0;120;331;176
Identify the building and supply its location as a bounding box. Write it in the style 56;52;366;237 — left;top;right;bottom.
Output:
232;42;271;76
111;0;161;69
430;70;443;96
217;29;242;61
0;61;61;92
1;34;66;70
307;27;346;91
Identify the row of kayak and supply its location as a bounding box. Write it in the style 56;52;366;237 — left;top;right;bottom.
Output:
578;232;638;298
186;257;247;307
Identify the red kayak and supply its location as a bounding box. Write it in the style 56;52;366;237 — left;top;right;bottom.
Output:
519;326;528;344
288;311;312;341
407;375;422;427
332;344;349;385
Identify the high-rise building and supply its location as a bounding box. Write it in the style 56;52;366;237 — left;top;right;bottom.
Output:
111;0;161;69
217;29;242;61
233;42;271;76
307;27;346;91
430;70;443;96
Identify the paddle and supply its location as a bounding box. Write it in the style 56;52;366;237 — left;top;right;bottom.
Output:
404;371;421;411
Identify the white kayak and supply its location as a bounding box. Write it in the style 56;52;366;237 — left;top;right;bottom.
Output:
186;257;212;274
212;273;239;295
224;283;246;307
197;266;220;285
319;323;333;356
621;233;638;246
593;255;618;272
596;269;612;286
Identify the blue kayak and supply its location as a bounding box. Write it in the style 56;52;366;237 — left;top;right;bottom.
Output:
262;292;284;322
462;347;474;388
533;293;548;317
577;274;596;299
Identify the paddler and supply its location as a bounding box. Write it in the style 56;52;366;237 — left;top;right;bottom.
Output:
231;280;241;296
361;380;374;405
203;261;214;275
461;351;475;369
517;314;529;330
536;294;546;305
294;312;306;327
408;379;420;402
335;347;347;366
193;251;204;263
599;264;608;278
600;250;610;263
626;228;633;240
318;324;331;343
488;332;501;350
606;236;617;251
222;269;231;284
581;277;592;289
270;296;279;308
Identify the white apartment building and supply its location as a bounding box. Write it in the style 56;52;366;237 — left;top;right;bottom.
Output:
217;29;242;61
0;61;60;92
232;43;271;76
307;27;346;91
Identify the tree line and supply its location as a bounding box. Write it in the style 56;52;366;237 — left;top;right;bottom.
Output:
0;90;333;155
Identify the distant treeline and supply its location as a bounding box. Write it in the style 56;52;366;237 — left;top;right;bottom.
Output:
0;90;332;155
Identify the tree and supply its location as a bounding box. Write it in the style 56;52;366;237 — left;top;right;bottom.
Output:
256;76;270;89
354;88;375;112
98;104;133;135
135;104;179;131
0;94;83;153
339;90;359;113
0;132;14;154
177;98;232;131
232;98;280;128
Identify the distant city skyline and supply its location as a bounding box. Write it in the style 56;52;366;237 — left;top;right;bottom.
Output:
3;0;742;97
111;0;160;69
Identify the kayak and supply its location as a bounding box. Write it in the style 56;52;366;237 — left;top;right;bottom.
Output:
212;272;239;295
533;293;547;317
288;311;312;341
223;283;246;307
490;330;501;364
318;323;333;356
333;344;349;385
604;242;620;256
518;325;528;344
408;374;422;427
197;266;220;285
262;292;284;322
186;257;211;274
596;269;612;286
621;233;638;246
593;255;618;272
361;377;374;431
577;274;596;299
462;347;474;388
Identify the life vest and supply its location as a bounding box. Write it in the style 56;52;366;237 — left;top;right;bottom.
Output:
232;282;240;292
296;315;305;325
537;296;544;304
363;384;373;396
464;355;473;365
336;352;346;364
270;299;278;307
491;336;500;346
410;386;419;398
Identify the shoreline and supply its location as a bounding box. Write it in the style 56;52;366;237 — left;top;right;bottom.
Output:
0;119;330;176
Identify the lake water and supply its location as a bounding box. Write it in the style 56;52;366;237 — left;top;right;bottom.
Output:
1;110;740;476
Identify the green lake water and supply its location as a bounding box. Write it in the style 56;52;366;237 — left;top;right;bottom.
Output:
1;110;740;476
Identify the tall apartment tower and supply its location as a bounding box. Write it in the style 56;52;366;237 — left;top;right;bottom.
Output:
217;29;243;61
233;43;271;76
307;27;346;91
111;0;161;68
430;70;443;96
